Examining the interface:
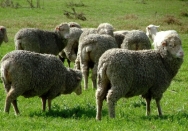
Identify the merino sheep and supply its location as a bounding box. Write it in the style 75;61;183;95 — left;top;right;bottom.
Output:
121;30;151;50
63;26;83;65
75;23;115;70
14;23;70;55
0;50;82;115
113;30;128;48
0;26;8;45
68;22;81;28
77;34;118;90
146;24;179;49
96;33;184;120
58;22;83;67
59;22;114;67
114;30;151;50
146;24;160;41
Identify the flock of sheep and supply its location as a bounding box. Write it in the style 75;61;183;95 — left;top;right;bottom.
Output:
0;22;184;120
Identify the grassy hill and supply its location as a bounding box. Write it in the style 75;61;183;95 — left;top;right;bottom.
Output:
0;0;188;130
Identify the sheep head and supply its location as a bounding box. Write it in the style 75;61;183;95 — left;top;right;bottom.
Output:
161;35;184;59
146;24;160;40
55;23;70;39
0;26;8;43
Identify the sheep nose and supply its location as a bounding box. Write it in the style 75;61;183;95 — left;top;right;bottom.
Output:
179;51;184;58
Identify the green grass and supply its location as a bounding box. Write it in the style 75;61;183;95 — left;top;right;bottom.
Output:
0;0;188;130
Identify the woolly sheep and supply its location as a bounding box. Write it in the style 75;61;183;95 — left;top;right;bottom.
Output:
121;30;151;50
75;23;115;70
61;25;83;66
96;34;184;120
146;24;179;49
59;22;114;67
0;50;82;115
74;23;117;90
58;22;83;67
114;30;151;50
146;24;160;41
14;23;70;55
68;22;81;28
0;26;8;45
77;34;118;90
113;30;128;48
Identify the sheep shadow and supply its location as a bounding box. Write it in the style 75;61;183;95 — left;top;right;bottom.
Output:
28;105;108;119
140;111;188;121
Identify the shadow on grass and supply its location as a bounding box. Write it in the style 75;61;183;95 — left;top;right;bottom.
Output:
28;105;108;119
141;111;188;121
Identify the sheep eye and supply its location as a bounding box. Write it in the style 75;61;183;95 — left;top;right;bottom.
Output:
169;44;174;48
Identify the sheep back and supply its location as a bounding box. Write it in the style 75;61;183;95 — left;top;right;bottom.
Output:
1;50;67;98
121;30;151;50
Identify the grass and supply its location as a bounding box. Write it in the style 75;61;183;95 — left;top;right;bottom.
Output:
0;0;188;130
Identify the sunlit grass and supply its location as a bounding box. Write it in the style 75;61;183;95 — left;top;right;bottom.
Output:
0;0;188;130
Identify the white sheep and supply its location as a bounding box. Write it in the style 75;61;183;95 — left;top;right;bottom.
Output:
96;33;184;120
1;50;82;115
146;24;179;49
0;26;8;45
14;23;70;55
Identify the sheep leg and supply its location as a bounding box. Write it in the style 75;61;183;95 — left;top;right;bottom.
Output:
48;99;52;111
81;63;89;90
145;97;151;116
41;97;47;111
12;100;20;115
96;87;108;120
91;64;98;89
4;88;19;114
106;89;121;118
156;99;163;116
67;59;71;67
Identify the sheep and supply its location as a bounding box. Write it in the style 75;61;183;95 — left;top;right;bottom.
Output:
0;50;82;115
146;24;160;41
113;30;128;48
58;22;82;67
59;22;114;67
74;23;117;90
146;24;179;49
75;23;115;70
68;22;81;28
14;23;70;55
114;30;151;50
77;34;118;90
96;33;184;120
0;26;8;45
60;25;83;67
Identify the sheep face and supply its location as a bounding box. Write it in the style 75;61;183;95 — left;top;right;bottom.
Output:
55;23;70;39
162;35;184;58
146;24;160;40
0;26;8;43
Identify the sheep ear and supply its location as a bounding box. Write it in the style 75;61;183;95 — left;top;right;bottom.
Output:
55;26;60;31
156;25;160;28
162;41;167;47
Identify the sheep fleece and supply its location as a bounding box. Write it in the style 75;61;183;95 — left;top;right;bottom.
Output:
1;50;68;98
97;48;183;99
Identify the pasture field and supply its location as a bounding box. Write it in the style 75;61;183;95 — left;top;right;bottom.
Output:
0;0;188;130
